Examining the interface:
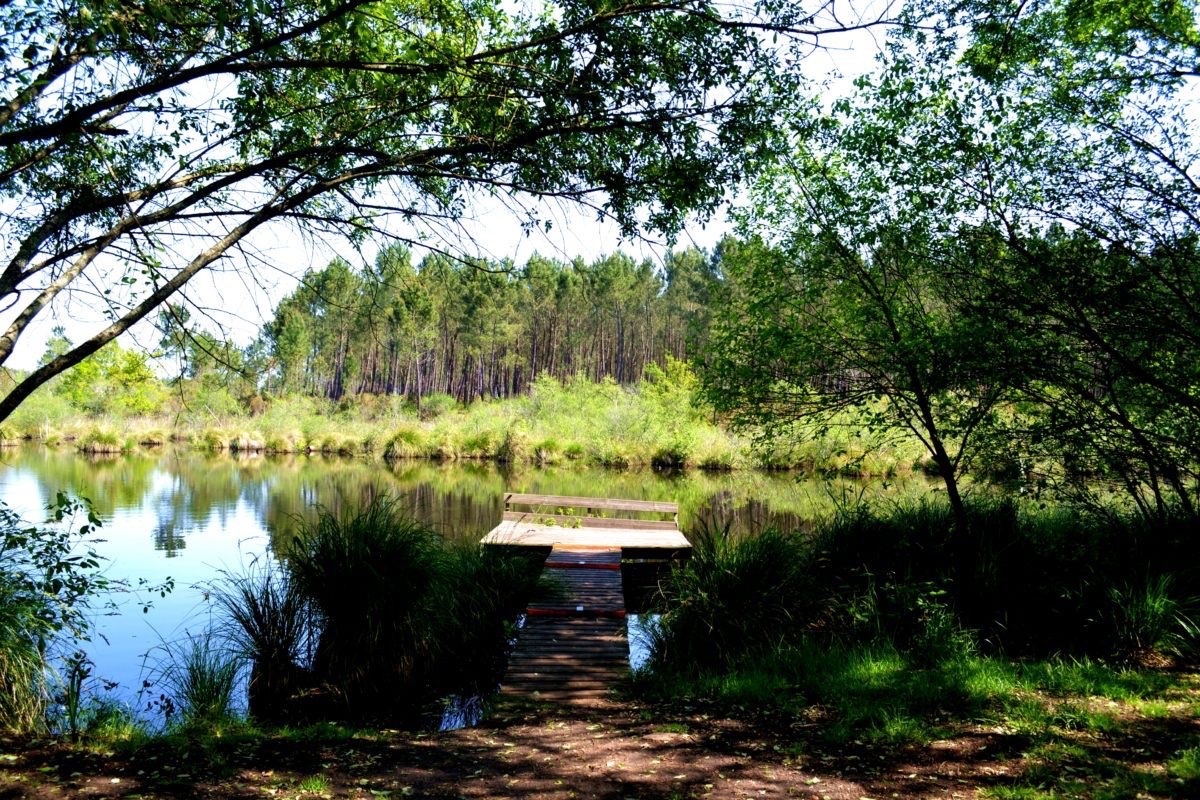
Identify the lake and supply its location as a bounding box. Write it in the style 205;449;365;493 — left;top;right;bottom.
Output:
0;445;938;718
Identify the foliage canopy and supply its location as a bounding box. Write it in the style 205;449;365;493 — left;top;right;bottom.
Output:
0;0;840;421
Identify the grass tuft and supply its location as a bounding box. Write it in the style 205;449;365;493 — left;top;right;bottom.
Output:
161;635;241;731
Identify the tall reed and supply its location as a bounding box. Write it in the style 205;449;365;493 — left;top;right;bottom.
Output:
287;497;451;716
0;587;49;732
211;561;310;722
208;497;544;722
650;525;817;671
161;635;240;730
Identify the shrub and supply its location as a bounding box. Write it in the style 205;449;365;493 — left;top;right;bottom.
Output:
495;427;530;463
433;546;542;694
461;431;495;458
418;393;457;420
196;428;229;451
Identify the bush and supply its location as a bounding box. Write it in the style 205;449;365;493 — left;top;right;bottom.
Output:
0;497;110;732
433;546;542;694
283;497;537;719
419;393;457;420
495;427;530;463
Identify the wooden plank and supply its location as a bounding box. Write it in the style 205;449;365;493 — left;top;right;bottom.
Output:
481;519;691;549
504;493;678;515
505;664;620;675
502;510;679;530
507;654;628;666
502;547;632;705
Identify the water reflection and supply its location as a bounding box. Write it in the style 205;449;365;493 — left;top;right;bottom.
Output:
627;614;660;672
152;520;187;557
0;445;939;718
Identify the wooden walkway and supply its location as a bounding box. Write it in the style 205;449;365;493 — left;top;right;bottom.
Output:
489;494;689;704
502;547;627;703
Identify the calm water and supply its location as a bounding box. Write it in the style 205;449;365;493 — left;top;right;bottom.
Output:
0;445;938;715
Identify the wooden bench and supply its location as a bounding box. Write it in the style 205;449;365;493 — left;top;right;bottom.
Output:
481;493;690;554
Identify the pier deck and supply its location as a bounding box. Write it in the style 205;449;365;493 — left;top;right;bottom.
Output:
490;494;688;704
502;546;628;703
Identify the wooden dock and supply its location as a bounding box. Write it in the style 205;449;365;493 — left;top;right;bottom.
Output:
502;546;628;703
486;494;689;704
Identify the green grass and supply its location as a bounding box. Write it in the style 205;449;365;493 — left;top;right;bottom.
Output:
1169;743;1200;780
296;774;329;793
985;736;1191;800
77;427;127;453
9;370;935;476
160;635;241;731
1012;657;1178;700
637;640;973;746
637;639;1193;751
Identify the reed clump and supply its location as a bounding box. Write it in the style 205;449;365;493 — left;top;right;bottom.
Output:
160;636;241;731
212;496;541;724
0;586;49;732
77;428;127;454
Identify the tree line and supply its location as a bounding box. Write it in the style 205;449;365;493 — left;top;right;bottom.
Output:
252;246;718;403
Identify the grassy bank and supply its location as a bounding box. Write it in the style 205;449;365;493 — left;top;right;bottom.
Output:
4;371;929;476
632;496;1200;797
4;648;1197;800
639;495;1200;733
1;495;1197;799
648;496;1200;667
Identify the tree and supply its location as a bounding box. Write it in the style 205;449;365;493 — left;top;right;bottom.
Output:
706;232;1019;536
707;0;1200;517
0;0;873;422
57;341;166;416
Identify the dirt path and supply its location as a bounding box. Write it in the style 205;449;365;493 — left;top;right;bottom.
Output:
1;695;1196;799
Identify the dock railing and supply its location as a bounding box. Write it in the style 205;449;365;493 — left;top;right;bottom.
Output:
501;492;679;530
